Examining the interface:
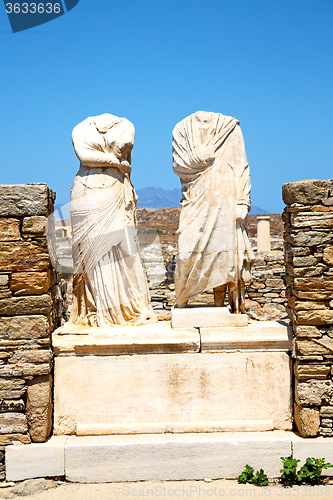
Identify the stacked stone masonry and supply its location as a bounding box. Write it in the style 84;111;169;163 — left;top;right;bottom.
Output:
245;253;287;321
283;179;333;438
0;184;67;478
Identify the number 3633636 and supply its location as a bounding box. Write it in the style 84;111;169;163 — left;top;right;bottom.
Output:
5;3;61;14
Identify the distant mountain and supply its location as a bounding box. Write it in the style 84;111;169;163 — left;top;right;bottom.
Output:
136;187;182;208
55;188;269;215
136;186;268;214
249;206;269;215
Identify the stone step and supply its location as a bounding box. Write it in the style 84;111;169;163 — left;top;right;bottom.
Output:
7;432;333;483
2;431;295;482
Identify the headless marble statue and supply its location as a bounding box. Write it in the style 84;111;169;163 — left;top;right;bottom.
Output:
69;113;157;327
172;111;254;313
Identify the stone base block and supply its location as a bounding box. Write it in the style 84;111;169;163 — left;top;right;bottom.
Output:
201;320;292;352
53;321;199;356
293;433;333;467
171;307;248;328
53;349;292;436
6;436;66;481
7;432;333;483
64;432;291;482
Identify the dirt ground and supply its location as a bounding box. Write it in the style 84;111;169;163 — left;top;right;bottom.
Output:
2;478;332;500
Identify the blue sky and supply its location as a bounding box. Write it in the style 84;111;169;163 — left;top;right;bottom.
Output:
0;0;332;213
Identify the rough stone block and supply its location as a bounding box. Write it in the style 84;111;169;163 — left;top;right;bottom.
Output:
294;404;320;437
26;375;52;443
294;276;333;292
0;184;49;216
0;399;25;412
0;434;30;445
323;247;333;266
0;315;50;340
8;349;52;365
293;290;333;300
282;179;333;206
296;339;332;356
294;361;330;380
0;240;51;272
0;388;26;399
266;278;285;287
289;265;329;278
0;379;25;390
293;301;327;312
291;212;333;229
6;436;66;481
0;287;11;299
295;379;333;406
295;309;333;325
0;362;51;378
0;219;20;241
319;427;333;436
320;406;333;417
0;295;52;316
10;272;52;296
293;255;322;267
22;216;46;235
286;231;333;247
295;325;322;338
0;413;27;434
0;275;9;286
321;418;333;427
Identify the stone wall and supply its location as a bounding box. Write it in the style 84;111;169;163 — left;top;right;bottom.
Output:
283;179;333;437
154;251;288;322
0;184;67;477
246;252;287;321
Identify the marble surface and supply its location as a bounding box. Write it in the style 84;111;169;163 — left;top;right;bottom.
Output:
69;113;156;327
171;306;248;328
172;111;254;313
53;340;292;435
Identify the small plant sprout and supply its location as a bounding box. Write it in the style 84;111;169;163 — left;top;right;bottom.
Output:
237;465;268;487
297;457;333;485
237;465;254;484
251;469;268;487
280;456;300;485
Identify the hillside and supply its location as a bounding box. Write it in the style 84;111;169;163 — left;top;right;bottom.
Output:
136;208;283;251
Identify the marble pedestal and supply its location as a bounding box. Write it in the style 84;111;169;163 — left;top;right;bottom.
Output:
52;320;293;436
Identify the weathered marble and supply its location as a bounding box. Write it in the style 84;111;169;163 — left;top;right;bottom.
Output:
53;321;200;356
53;346;292;435
257;216;271;253
200;321;292;352
69;114;156;327
171;307;248;328
172;111;254;313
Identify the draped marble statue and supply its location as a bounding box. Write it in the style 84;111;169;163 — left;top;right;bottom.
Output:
172;111;254;313
69;113;157;326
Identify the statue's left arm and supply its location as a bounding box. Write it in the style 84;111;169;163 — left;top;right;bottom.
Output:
230;125;251;222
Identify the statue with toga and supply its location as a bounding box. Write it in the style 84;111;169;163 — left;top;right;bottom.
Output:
172;111;254;313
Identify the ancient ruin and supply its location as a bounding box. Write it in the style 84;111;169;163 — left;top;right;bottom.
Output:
1;123;332;483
